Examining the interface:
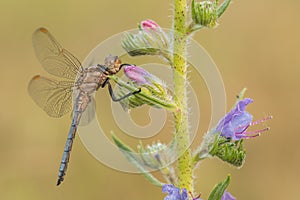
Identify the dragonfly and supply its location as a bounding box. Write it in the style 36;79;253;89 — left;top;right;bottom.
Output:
28;27;140;186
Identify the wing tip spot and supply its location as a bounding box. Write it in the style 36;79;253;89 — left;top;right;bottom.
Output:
39;27;48;33
32;75;41;80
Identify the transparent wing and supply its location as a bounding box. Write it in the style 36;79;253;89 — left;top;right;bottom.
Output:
28;75;74;118
76;96;96;126
32;27;82;80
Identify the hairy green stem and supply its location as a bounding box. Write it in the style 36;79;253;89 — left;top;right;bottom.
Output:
173;0;193;192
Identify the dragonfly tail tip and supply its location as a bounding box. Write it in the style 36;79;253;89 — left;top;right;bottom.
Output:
56;178;63;186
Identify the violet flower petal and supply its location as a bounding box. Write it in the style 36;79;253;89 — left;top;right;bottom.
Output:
221;191;236;200
162;184;189;200
123;65;153;85
214;98;253;140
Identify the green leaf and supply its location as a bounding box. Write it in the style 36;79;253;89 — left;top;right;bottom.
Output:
112;134;164;187
217;0;231;18
208;175;231;200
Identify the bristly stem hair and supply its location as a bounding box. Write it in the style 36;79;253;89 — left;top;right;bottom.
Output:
172;0;193;192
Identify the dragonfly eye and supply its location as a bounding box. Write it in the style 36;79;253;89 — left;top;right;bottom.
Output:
104;55;118;66
104;55;122;73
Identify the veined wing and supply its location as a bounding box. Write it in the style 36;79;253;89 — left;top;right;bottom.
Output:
32;27;82;80
69;92;96;126
78;96;96;126
28;75;74;118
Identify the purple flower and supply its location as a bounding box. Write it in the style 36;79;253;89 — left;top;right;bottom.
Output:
141;19;160;31
163;184;194;200
162;184;190;200
162;185;202;200
123;65;159;85
214;98;271;140
221;191;236;200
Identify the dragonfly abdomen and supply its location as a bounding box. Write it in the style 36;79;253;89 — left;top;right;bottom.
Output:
56;92;90;186
57;121;78;186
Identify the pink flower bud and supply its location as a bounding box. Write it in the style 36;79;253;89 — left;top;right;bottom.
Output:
123;65;153;85
141;19;160;31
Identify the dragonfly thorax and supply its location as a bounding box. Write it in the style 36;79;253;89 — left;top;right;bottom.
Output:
76;65;107;94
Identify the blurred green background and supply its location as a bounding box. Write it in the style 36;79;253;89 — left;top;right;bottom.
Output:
1;0;299;199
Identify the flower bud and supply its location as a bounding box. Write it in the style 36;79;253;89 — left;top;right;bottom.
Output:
138;142;169;169
122;19;171;62
138;142;176;183
191;0;218;28
123;65;157;85
141;19;160;31
118;65;176;111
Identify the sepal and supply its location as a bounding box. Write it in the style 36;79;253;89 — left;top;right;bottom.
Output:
112;134;164;187
188;0;232;33
138;142;176;184
191;0;218;28
209;135;246;167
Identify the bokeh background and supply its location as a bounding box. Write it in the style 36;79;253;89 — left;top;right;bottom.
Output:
1;0;299;199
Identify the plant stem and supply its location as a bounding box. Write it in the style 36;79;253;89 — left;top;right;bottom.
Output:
173;0;193;192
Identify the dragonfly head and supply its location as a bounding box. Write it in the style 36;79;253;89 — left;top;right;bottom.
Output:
104;55;122;74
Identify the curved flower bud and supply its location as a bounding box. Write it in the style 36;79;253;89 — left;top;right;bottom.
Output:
141;19;160;30
123;64;159;85
117;65;176;111
122;19;171;62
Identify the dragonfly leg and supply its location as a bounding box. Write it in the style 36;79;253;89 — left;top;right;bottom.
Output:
105;80;141;102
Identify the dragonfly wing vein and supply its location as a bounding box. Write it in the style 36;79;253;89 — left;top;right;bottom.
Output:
28;75;74;118
32;27;82;80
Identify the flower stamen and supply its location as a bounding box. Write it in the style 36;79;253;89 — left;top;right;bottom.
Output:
189;191;201;200
233;115;272;139
234;124;250;134
250;115;273;126
243;127;270;135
